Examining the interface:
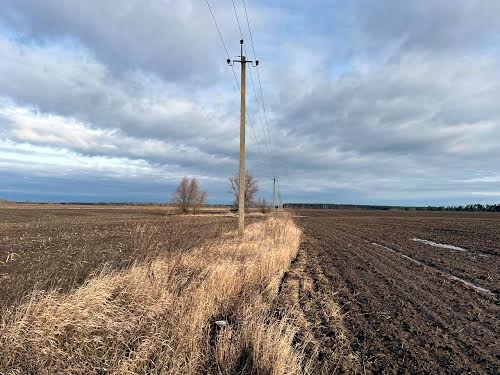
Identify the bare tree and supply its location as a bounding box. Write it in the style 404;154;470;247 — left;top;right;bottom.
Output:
256;197;270;214
172;177;207;214
188;178;207;214
229;172;258;208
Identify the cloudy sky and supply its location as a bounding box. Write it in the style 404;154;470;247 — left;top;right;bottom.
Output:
1;0;499;205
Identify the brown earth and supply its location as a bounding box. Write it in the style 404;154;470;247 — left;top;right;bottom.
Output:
0;205;243;311
280;210;499;374
3;206;499;373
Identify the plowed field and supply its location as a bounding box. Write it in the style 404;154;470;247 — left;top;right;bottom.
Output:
284;210;499;374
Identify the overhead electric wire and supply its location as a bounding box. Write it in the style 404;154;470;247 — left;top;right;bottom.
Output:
229;66;265;159
204;0;265;159
206;0;283;204
204;0;230;58
240;0;281;201
230;0;269;159
232;0;277;181
241;0;278;174
231;0;245;40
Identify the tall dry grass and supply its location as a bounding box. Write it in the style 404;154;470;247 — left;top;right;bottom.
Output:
0;217;304;374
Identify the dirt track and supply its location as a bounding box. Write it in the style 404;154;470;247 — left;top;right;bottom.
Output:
282;210;499;374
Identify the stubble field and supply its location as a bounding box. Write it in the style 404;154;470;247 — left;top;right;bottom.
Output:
0;205;238;310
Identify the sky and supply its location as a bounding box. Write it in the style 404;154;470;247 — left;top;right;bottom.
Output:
1;0;500;205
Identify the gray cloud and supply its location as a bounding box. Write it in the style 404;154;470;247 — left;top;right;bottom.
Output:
270;47;500;202
0;0;224;83
1;0;499;205
354;0;500;54
0;36;256;173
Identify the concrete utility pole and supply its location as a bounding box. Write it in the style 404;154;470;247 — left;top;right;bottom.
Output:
228;40;258;235
238;45;246;235
273;177;276;211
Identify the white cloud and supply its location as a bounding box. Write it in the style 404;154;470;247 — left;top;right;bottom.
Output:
0;102;237;174
471;192;500;197
0;0;499;204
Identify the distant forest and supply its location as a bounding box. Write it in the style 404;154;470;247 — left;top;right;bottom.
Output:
3;200;500;212
284;203;500;212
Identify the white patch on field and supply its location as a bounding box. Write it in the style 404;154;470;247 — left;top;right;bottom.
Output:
369;242;495;296
371;242;423;266
448;276;494;296
411;238;466;252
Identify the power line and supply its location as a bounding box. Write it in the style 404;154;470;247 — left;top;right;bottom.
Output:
242;0;257;64
231;0;245;40
206;0;283;203
230;66;264;159
240;0;280;193
248;65;271;156
242;0;277;168
255;68;277;178
232;0;277;180
230;0;267;153
204;0;265;160
204;0;229;58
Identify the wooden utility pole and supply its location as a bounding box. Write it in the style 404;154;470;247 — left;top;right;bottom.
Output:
228;40;258;235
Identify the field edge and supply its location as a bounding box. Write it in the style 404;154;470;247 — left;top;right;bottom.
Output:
1;215;311;374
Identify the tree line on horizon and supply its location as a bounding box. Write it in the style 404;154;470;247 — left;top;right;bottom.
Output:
439;204;500;212
283;203;500;212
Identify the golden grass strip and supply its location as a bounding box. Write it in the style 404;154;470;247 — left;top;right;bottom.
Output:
0;217;304;374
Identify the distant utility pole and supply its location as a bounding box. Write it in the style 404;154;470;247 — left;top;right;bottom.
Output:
228;40;258;235
273;177;276;210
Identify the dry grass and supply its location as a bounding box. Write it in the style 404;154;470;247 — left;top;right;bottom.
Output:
0;207;237;310
0;216;304;374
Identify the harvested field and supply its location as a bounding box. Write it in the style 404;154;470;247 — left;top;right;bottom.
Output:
0;205;245;310
0;205;307;374
3;206;499;374
279;209;500;374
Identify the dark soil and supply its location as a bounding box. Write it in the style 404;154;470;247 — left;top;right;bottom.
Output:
0;205;239;311
284;209;499;374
